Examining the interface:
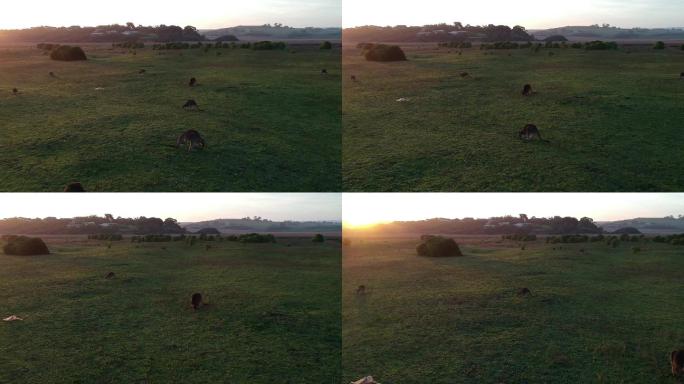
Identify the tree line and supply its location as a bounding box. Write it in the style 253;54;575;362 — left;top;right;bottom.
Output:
0;215;185;235
0;23;204;43
343;22;533;43
369;215;603;235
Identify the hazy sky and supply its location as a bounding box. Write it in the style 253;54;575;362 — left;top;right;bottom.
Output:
0;0;341;29
0;193;341;222
343;0;683;28
343;193;684;227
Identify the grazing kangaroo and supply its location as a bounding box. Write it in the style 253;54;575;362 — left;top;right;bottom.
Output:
321;69;328;75
518;287;532;296
12;88;18;95
49;71;56;78
191;293;203;310
182;99;203;111
459;72;469;78
176;129;206;151
139;69;146;74
522;84;533;96
351;75;357;81
680;72;684;79
672;350;684;376
519;124;550;142
356;285;366;295
105;272;115;279
64;182;85;192
189;77;197;87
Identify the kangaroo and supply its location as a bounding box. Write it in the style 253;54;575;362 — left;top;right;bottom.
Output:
519;124;550;142
356;285;366;295
182;99;203;111
64;182;85;192
138;69;146;74
672;350;684;376
321;69;328;75
680;72;684;79
176;129;206;151
191;293;203;310
459;72;469;78
105;272;115;279
522;84;533;96
189;77;197;87
351;75;357;81
12;88;18;95
49;71;57;78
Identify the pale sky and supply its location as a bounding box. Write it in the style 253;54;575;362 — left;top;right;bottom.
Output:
0;0;341;29
343;193;684;227
0;193;341;222
343;0;683;29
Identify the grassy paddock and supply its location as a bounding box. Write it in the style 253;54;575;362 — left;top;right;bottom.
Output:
343;235;684;383
0;235;341;383
343;44;684;191
0;43;341;191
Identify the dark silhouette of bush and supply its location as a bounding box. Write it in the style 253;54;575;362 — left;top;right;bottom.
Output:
363;44;407;62
50;45;87;61
438;41;472;49
502;233;537;242
320;41;333;49
312;234;325;242
584;41;618;50
3;236;50;255
238;233;276;243
88;234;123;241
654;41;666;50
197;228;221;235
252;41;286;50
416;236;463;257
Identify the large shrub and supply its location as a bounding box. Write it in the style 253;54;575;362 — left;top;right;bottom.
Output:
239;233;276;243
416;236;463;257
252;41;286;50
50;45;87;61
363;44;407;62
320;41;333;49
654;41;666;50
584;41;618;50
3;236;50;255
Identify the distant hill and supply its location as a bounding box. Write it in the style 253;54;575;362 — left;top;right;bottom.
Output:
529;25;684;41
597;217;684;234
200;25;341;41
181;218;341;234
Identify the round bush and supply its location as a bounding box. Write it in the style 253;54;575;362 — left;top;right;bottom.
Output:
654;41;666;50
416;236;463;257
50;45;87;61
3;236;50;255
364;44;407;62
320;41;333;50
312;234;325;243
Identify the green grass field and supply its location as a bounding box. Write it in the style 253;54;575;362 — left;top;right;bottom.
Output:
0;236;341;383
0;44;340;191
343;235;684;383
343;44;684;191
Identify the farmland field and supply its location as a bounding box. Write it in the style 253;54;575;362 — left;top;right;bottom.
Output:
343;235;684;383
0;235;341;383
342;43;684;191
0;43;341;191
